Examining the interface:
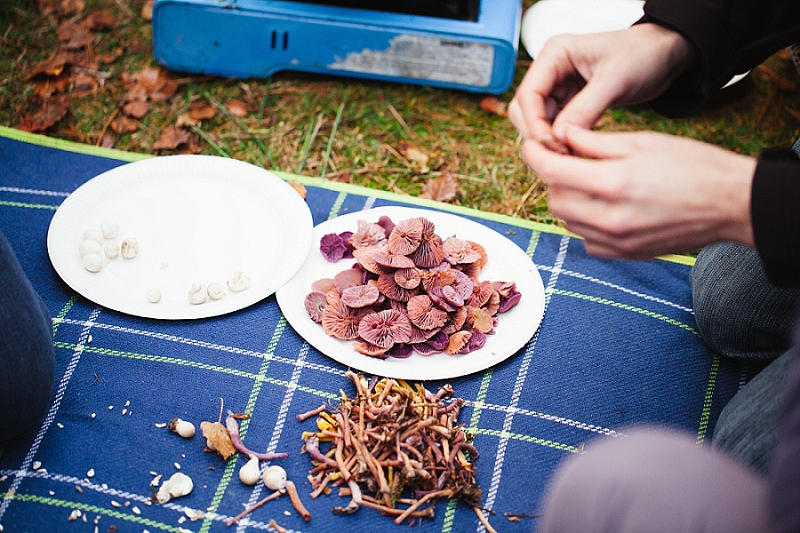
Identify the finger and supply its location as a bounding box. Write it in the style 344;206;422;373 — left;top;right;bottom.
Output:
561;126;638;160
551;72;628;138
513;50;582;140
508;99;530;139
520;137;618;193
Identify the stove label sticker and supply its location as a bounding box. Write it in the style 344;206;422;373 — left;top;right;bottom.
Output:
328;34;494;87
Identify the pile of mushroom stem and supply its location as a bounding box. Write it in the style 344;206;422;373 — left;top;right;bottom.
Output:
298;371;482;525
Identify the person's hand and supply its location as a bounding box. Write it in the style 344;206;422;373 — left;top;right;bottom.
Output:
520;126;757;259
509;23;696;142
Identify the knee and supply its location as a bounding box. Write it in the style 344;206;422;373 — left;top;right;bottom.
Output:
691;242;798;359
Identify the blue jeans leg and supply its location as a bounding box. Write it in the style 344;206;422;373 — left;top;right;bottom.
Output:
0;230;55;443
691;242;800;473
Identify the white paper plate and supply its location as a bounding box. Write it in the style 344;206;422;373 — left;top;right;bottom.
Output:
276;206;546;381
47;155;313;320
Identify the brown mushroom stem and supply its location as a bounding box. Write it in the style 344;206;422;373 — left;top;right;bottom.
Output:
285;480;312;521
296;404;328;421
298;374;481;524
223;490;283;527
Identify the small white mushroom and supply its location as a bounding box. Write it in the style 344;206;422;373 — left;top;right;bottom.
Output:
262;465;287;491
79;239;101;258
156;472;193;504
239;455;260;486
104;242;119;259
207;282;225;300
168;418;195;439
227;271;252;292
82;229;104;243
100;219;119;239
147;288;162;303
82;253;103;273
120;238;139;259
188;283;206;305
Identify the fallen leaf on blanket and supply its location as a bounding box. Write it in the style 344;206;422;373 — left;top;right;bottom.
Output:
419;169;458;202
288;181;307;199
17;99;69;133
200;421;236;460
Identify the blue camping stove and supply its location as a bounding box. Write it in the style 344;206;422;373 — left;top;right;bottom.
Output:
152;0;522;94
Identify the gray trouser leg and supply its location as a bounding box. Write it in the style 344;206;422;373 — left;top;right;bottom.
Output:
691;242;799;361
691;242;800;473
537;428;768;533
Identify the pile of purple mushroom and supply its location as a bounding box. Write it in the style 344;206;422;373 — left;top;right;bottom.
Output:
304;215;522;359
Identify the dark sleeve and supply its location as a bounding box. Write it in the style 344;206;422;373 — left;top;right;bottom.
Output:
637;0;800;117
769;326;800;533
751;149;800;287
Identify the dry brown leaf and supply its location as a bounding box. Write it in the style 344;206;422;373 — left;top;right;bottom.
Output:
123;100;149;119
111;115;138;134
420;169;458;202
37;0;84;15
189;100;217;121
17;99;69;133
397;140;429;165
82;10;120;31
141;0;154;21
174;139;202;154
480;96;508;117
60;0;85;15
32;72;71;98
57;20;94;50
36;0;60;14
153;126;190;150
200;421;236;460
227;99;248;117
100;133;115;148
25;51;73;80
72;72;101;92
97;48;123;65
175;113;198;128
121;67;178;103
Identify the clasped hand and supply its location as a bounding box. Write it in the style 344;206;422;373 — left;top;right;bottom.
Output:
509;24;755;258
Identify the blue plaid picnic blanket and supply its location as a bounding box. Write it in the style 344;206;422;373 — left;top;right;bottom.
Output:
0;126;752;533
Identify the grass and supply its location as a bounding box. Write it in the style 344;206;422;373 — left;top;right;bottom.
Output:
2;0;800;227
